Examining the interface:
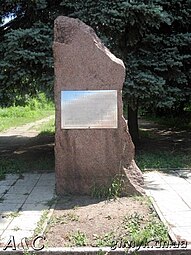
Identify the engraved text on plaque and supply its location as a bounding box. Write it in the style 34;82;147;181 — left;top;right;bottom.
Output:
61;90;118;129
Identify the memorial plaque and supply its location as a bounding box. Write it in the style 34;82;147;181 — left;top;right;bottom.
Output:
61;90;118;129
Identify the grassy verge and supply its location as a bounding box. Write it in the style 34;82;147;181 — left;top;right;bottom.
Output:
36;118;55;135
136;151;191;170
0;93;55;132
0;155;54;180
143;113;191;130
0;93;55;179
137;114;191;170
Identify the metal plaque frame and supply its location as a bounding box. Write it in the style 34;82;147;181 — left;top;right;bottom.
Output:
61;90;118;129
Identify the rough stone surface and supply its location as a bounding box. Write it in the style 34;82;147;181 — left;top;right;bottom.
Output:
53;16;145;195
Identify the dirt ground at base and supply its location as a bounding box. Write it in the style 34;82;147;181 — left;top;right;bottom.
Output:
44;196;160;248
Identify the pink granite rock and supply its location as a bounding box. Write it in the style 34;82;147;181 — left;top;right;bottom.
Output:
53;16;145;196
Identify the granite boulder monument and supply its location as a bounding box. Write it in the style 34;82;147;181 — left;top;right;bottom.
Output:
53;16;144;196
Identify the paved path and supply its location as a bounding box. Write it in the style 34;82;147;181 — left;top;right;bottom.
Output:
144;170;191;243
0;115;54;138
1;170;191;249
0;173;55;248
0;115;54;154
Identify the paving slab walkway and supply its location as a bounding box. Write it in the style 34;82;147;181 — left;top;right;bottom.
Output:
0;173;55;248
144;169;191;243
0;115;54;138
1;170;191;249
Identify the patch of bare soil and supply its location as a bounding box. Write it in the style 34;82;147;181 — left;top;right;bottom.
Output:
44;196;164;248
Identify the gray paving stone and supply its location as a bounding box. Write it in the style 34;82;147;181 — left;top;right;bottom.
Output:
161;174;187;185
25;193;54;203
0;204;22;214
144;170;191;243
148;184;173;194
144;172;169;187
170;227;191;242
146;181;175;195
0;216;12;230
170;183;191;193
36;173;55;186
0;229;4;236
25;186;55;204
144;171;164;180
0;179;16;186
31;185;55;194
7;214;40;231
181;196;191;208
21;173;41;180
186;178;191;184
4;174;20;181
0;186;9;197
163;211;191;227
8;185;34;195
0;173;55;245
2;193;28;204
0;230;33;245
153;197;190;213
19;210;42;217
42;172;54;179
15;177;39;187
21;203;50;212
176;169;191;179
0;175;19;189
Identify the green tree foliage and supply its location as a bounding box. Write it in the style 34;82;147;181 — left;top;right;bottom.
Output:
0;22;53;105
0;1;190;141
60;0;191;143
0;0;68;106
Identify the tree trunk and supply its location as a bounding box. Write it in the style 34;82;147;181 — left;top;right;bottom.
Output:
127;104;139;147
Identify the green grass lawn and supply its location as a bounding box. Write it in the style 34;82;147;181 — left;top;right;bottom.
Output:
136;151;191;170
0;94;55;132
136;116;191;171
0;108;54;132
0;94;55;179
36;117;55;135
0;156;54;180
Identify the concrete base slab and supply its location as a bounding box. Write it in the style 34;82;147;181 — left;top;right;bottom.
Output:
0;173;55;247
